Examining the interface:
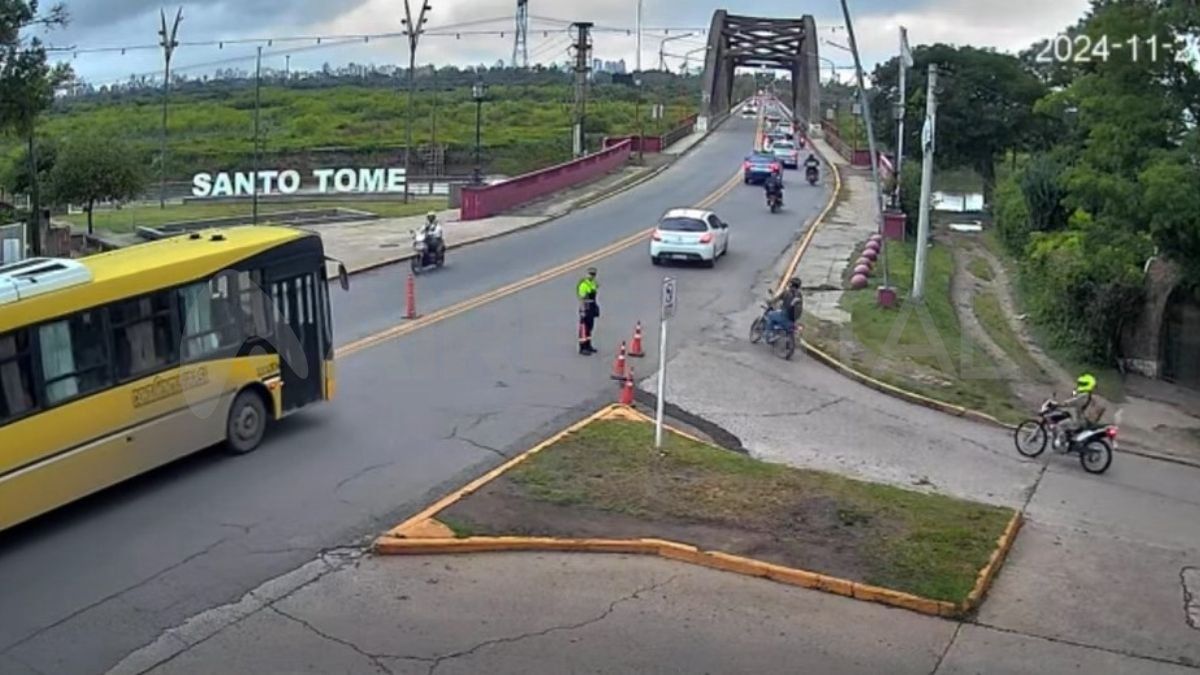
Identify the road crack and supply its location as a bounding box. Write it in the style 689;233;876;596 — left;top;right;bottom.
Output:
969;620;1200;670
335;461;399;493
266;604;432;674
929;621;963;674
0;536;233;656
443;425;508;459
425;575;679;674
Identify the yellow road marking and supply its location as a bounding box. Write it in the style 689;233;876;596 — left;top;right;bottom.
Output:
336;169;744;359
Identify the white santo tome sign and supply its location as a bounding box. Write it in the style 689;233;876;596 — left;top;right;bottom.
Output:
192;168;408;198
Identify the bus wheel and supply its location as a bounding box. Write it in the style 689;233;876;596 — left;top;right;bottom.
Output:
226;390;267;455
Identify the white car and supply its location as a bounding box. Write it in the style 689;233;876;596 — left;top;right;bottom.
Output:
650;208;730;268
742;104;758;118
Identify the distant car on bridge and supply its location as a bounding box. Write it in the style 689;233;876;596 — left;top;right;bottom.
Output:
771;140;800;169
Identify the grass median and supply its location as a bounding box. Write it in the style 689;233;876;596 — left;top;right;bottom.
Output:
439;417;1015;604
66;198;447;234
808;237;1026;424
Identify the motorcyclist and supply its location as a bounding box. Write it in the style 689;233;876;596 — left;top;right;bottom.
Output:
421;211;445;260
766;277;803;335
763;172;784;205
804;153;820;180
1057;373;1098;445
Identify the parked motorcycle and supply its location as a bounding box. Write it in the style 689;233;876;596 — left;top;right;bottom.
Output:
806;165;819;186
1013;396;1117;474
749;303;801;360
767;190;783;214
410;229;445;274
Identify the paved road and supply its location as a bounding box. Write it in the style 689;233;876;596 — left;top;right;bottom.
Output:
0;115;831;674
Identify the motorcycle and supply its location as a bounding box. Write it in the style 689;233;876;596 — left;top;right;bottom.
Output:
806;165;819;186
1013;396;1117;474
410;229;445;274
749;303;801;360
766;189;783;214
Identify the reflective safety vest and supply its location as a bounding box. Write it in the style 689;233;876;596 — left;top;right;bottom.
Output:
577;277;598;301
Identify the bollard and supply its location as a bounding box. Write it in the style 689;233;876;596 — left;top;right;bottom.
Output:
406;273;418;319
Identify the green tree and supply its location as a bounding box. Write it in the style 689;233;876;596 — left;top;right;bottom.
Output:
871;44;1047;205
1;0;70;254
0;135;54;195
46;134;145;234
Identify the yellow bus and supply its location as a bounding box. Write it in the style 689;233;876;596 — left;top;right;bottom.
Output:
0;226;348;531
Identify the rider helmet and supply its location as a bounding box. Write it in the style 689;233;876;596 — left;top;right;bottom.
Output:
1075;373;1097;394
788;277;802;290
426;211;437;223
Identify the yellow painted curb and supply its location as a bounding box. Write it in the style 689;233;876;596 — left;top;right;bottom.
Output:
962;511;1023;612
373;407;1014;620
374;530;986;619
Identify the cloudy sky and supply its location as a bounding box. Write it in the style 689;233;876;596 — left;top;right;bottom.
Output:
32;0;1091;87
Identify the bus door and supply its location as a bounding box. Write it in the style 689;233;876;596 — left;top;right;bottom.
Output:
269;272;324;412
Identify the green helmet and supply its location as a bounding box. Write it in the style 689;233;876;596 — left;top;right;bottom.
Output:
1076;373;1097;394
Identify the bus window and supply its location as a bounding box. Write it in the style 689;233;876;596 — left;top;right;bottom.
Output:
0;330;36;423
179;276;241;360
111;292;178;381
237;270;271;340
38;310;111;406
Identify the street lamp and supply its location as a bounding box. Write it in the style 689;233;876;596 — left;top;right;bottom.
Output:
472;80;487;185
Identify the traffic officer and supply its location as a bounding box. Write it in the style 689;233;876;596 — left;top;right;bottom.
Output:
577;267;599;355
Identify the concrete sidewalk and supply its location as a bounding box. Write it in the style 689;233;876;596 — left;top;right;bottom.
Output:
797;137;876;325
108;551;1192;675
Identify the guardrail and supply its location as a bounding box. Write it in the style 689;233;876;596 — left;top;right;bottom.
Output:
459;140;633;221
602;114;700;155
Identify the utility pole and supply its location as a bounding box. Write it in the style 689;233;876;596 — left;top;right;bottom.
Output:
839;0;889;288
252;45;263;224
912;64;938;302
635;0;643;74
894;26;913;210
571;22;593;158
429;67;438;195
635;77;644;164
158;7;183;210
285;55;291;80
402;0;432;205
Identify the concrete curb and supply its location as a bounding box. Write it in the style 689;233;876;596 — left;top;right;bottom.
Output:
770;118;1200;470
345;114;732;278
374;404;1012;620
964;511;1023;613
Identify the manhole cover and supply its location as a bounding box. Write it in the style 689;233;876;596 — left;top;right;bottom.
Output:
1184;567;1200;630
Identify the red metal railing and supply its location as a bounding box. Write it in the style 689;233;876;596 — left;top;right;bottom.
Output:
459;140;633;221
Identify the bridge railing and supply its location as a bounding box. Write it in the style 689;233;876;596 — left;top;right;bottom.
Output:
601;113;699;154
459;140;633;221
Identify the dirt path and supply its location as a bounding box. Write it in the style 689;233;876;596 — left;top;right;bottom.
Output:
948;234;1057;409
970;243;1075;391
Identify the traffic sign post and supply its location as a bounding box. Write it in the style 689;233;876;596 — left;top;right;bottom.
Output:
655;277;676;448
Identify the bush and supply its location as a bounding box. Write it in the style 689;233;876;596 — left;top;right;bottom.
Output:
993;173;1030;254
1021;218;1148;364
1019;154;1068;234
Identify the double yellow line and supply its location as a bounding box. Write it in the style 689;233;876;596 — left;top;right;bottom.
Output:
337;169;744;359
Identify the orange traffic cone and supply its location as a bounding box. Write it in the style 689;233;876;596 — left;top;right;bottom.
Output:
629;322;646;358
619;368;635;406
610;341;628;380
